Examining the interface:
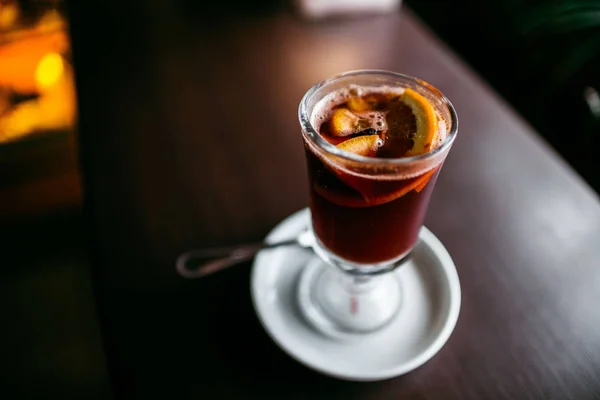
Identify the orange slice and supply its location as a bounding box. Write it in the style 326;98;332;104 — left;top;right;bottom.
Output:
414;167;438;193
400;88;438;156
327;134;380;195
336;134;380;156
414;176;430;193
330;108;360;137
315;169;436;208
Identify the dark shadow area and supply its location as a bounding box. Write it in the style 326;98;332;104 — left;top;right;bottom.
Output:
96;263;379;399
406;0;600;192
0;209;111;400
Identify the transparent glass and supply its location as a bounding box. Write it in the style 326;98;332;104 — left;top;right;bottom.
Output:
297;70;458;336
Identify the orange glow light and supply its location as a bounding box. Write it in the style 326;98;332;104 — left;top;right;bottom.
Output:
35;52;64;90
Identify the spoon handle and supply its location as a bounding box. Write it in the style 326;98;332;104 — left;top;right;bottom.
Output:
176;238;299;279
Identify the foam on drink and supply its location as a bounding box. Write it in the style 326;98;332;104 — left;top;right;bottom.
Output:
306;85;449;180
311;85;448;151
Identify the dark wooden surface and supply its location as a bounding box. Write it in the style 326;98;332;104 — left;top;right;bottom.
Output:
14;1;598;398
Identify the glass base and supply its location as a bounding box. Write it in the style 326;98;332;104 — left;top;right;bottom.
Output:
298;256;402;339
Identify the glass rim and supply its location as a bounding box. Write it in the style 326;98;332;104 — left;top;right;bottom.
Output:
298;69;458;165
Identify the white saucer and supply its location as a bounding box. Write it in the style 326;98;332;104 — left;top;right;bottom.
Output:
250;208;461;381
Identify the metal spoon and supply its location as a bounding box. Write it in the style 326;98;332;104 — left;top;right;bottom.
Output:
176;229;314;279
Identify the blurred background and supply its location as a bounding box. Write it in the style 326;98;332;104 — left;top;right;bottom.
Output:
407;0;600;191
0;0;598;398
0;1;107;398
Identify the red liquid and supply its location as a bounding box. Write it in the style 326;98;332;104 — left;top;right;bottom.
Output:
306;149;440;263
305;90;442;264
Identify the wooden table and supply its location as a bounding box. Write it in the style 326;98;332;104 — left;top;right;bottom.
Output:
65;2;600;398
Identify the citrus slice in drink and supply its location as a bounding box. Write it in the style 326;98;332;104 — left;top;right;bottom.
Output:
329;108;360;137
332;134;380;194
414;166;439;193
336;134;380;156
321;134;437;207
399;88;438;156
315;168;437;207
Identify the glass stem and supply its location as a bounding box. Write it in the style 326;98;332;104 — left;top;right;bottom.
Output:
338;273;382;315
